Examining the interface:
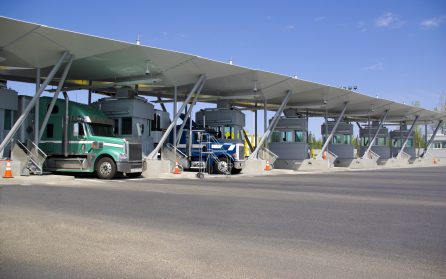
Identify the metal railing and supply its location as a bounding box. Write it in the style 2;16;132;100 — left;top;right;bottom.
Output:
12;139;47;175
257;147;279;165
398;151;411;161
327;150;338;163
366;150;380;163
162;143;189;170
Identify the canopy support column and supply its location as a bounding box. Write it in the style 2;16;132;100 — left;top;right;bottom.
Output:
176;80;205;146
264;99;268;150
88;81;92;105
421;120;443;158
317;102;349;160
362;110;389;159
249;90;293;160
34;68;40;145
39;55;74;140
0;51;70;155
396;115;419;158
147;74;206;159
254;103;258;149
173;86;178;147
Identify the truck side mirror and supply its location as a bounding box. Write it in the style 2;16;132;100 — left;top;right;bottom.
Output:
73;123;79;137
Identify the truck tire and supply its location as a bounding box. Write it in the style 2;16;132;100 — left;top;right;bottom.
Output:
127;172;142;178
213;157;230;175
231;168;242;175
96;157;117;179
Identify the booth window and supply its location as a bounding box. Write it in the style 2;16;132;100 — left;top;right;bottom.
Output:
113;119;119;135
224;126;234;139
294;130;306;142
376;137;386;146
122;117;132;135
46;124;54;138
4;109;12;130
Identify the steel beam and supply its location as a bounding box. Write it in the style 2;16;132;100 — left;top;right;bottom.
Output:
249;90;293;160
175;80;205;146
148;74;206;159
39;55;74;140
0;51;70;155
317;102;349;159
242;129;254;153
421;120;443;158
157;97;168;112
396;115;419;158
361;110;388;159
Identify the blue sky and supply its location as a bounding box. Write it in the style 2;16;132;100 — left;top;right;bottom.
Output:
3;0;446;137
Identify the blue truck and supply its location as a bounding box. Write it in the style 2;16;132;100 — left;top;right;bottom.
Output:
175;107;246;175
176;128;245;174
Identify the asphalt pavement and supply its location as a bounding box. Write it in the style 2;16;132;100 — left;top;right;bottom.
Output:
1;166;445;278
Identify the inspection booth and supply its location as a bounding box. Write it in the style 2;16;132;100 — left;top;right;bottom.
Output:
0;83;18;158
321;121;355;167
390;124;416;159
195;107;245;155
93;89;155;157
268;116;309;170
358;121;390;165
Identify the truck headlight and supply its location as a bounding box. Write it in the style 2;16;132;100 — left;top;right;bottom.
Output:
118;153;128;160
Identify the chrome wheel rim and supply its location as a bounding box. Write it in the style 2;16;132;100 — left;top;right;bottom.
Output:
217;161;228;173
100;162;112;176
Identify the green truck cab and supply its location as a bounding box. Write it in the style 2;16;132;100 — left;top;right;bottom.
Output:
38;97;143;179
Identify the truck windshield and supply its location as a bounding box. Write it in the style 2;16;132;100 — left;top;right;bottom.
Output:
88;123;114;137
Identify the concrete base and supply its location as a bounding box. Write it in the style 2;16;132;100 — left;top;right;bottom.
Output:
143;159;172;178
383;157;410;168
411;157;438;167
348;158;378;169
0;160;22;177
242;159;267;174
273;159;331;171
333;158;356;168
298;159;332;171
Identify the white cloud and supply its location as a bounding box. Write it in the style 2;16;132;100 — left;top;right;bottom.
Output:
284;25;295;30
375;12;405;28
420;16;445;29
314;16;325;22
363;62;384;71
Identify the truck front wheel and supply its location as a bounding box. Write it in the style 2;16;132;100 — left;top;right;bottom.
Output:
96;157;117;179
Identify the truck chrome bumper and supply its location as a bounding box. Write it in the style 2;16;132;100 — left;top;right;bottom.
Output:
117;161;143;173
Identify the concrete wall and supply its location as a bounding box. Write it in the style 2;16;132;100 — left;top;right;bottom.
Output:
391;147;416;158
269;142;308;160
359;146;390;159
328;144;354;159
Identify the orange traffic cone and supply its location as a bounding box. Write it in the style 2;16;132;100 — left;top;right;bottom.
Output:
3;160;13;178
264;160;271;171
173;161;181;174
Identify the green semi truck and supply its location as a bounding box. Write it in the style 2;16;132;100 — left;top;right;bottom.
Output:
37;97;144;179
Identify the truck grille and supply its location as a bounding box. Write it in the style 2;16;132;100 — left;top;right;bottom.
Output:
128;143;142;161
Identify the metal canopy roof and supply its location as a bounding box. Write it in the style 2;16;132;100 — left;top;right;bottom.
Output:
0;16;444;123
